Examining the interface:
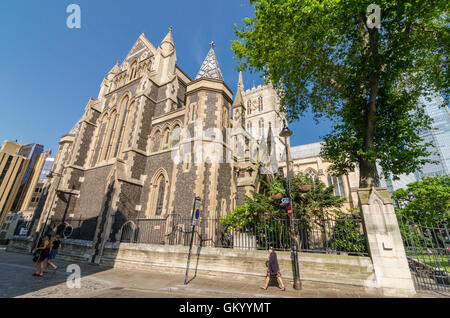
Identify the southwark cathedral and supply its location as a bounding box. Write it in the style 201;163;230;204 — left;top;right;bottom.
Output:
35;29;294;261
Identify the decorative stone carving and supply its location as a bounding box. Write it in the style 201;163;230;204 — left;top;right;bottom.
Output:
140;51;148;61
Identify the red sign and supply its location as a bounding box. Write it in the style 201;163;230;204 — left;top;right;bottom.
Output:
288;205;293;217
153;225;161;231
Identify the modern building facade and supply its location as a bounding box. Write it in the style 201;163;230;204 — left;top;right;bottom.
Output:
0;141;30;228
415;93;450;178
11;145;50;213
379;93;449;194
0;141;50;229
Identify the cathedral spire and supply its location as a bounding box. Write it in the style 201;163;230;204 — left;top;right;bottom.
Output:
196;43;223;81
238;71;244;91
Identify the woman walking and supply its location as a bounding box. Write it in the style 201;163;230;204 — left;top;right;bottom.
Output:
33;234;52;277
261;246;285;291
45;234;61;272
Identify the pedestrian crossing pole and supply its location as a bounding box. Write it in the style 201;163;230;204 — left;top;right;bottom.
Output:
184;196;201;285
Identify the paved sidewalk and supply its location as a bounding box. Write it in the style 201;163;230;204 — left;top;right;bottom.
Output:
0;250;445;298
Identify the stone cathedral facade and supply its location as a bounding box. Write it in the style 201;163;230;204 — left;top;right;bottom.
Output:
37;30;287;260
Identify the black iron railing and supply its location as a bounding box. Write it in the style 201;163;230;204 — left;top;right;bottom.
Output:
398;215;449;293
119;215;369;256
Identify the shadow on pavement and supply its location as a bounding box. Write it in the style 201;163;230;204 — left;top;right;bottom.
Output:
0;250;112;298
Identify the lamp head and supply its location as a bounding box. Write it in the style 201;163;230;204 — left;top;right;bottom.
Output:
279;120;293;138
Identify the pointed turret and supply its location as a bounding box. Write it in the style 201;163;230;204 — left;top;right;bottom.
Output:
238;71;244;90
159;26;175;56
233;72;246;129
233;85;244;108
196;42;223;81
153;26;177;85
108;59;120;76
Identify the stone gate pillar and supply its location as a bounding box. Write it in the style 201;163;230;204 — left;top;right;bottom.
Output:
358;187;416;296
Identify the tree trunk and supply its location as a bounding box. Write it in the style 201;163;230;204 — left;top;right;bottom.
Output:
359;158;380;188
359;20;381;189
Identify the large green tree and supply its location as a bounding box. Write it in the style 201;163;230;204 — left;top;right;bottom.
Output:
232;0;448;188
392;175;450;225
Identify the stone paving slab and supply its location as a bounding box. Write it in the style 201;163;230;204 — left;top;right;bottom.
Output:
0;250;446;298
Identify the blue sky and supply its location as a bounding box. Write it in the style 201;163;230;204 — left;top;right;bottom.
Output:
0;0;332;154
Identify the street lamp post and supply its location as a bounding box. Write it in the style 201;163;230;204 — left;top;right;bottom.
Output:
279;119;302;290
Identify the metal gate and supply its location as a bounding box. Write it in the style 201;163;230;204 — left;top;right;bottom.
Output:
397;215;450;294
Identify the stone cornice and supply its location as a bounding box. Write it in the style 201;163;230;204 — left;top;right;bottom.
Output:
56;188;80;196
151;109;185;125
186;78;233;103
358;187;392;205
117;176;144;187
104;76;142;97
67;164;85;171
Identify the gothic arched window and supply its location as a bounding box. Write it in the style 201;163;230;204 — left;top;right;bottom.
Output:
104;111;118;160
258;119;265;138
163;128;171;149
155;176;166;216
129;61;138;81
91;115;109;167
328;174;346;199
151;130;161;153
146;171;169;217
118;101;135;157
247;121;253;135
113;96;130;158
258;96;263;112
306;169;318;183
172;124;181;146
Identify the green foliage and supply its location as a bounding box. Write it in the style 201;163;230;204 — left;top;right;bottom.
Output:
327;215;367;254
232;0;449;186
397;216;433;252
223;173;368;253
392;175;450;226
223;172;345;229
291;175;345;227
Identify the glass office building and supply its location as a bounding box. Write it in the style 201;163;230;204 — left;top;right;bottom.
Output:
414;93;450;178
380;92;450;194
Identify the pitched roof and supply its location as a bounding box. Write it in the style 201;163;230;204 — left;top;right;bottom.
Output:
196;43;223;81
286;142;323;160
